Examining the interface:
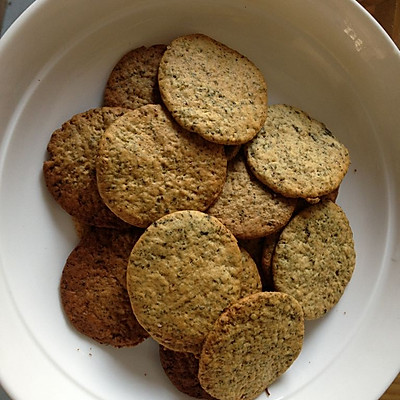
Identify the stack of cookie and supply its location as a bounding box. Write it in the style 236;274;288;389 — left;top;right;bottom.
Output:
43;33;356;400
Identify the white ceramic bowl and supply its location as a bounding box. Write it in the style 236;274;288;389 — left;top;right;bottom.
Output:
0;0;399;399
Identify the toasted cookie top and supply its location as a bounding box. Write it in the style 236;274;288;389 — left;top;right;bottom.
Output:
159;346;216;399
126;210;243;354
207;154;296;239
96;104;227;228
158;33;268;145
103;44;167;110
198;292;304;400
43;107;130;228
60;227;149;347
245;104;350;199
272;200;356;319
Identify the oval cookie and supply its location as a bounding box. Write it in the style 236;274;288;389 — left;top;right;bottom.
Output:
126;210;243;354
158;34;268;145
198;292;304;400
103;44;167;110
43;107;130;228
207;154;296;239
245;104;350;198
272;200;356;319
60;227;149;347
96;104;227;228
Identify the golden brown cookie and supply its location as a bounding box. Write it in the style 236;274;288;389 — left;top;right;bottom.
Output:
103;44;167;109
198;292;304;400
239;247;262;298
272;200;356;319
158;33;268;145
207;154;296;239
245;104;350;199
159;346;216;399
96;104;227;228
43;107;130;228
60;226;148;347
126;210;243;354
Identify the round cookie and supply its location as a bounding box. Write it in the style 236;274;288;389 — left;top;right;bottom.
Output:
158;33;268;145
159;346;216;399
198;292;304;400
43;107;131;228
126;210;243;354
207;154;296;239
60;226;149;347
103;44;167;110
239;247;262;298
244;104;350;199
96;104;227;228
272;200;356;320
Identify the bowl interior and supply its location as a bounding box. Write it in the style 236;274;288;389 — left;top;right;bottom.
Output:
0;0;399;399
